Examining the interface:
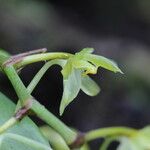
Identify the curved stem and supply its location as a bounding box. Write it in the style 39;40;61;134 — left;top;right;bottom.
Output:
85;127;137;142
27;59;66;93
14;58;77;144
15;59;66;111
14;60;77;145
0;52;77;144
15;52;73;69
15;99;77;145
100;137;117;150
31;100;77;145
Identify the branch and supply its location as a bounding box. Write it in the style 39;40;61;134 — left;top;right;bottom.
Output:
0;50;78;145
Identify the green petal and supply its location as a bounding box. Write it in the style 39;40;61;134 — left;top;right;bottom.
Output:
61;58;73;79
60;69;81;115
75;48;94;60
84;54;123;74
81;75;100;96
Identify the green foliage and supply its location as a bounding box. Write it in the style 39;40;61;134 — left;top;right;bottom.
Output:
0;92;52;150
1;47;139;150
0;47;122;116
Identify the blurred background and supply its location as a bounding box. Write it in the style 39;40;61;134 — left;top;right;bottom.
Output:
0;0;150;149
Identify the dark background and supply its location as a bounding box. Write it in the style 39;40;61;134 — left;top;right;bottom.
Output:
0;0;150;149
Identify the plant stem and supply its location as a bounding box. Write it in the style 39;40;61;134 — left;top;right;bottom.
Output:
85;127;137;142
15;59;66;111
0;51;77;144
15;52;72;69
3;66;32;105
99;137;117;150
17;59;77;144
27;59;66;93
0;52;31;105
15;58;77;144
31;100;77;145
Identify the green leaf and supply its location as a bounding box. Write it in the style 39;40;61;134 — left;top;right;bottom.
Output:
60;69;81;115
84;54;123;74
0;92;52;150
81;75;100;96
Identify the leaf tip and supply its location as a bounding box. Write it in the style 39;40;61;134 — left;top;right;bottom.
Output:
116;67;124;74
59;103;66;116
112;63;123;74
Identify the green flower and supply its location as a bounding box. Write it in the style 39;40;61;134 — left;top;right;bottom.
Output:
60;48;123;115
